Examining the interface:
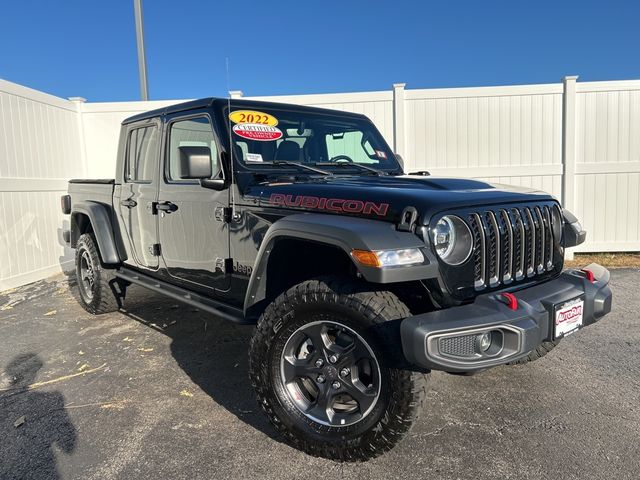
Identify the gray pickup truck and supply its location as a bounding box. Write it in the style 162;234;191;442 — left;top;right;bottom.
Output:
61;98;612;461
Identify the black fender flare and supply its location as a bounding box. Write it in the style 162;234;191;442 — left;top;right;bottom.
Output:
243;213;439;316
70;201;122;265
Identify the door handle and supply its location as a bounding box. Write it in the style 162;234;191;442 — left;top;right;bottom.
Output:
120;199;137;208
156;201;178;213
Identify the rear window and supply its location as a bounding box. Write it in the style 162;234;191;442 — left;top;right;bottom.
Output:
325;130;379;164
126;125;159;182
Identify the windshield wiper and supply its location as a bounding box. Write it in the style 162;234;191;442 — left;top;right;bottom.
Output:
269;160;331;175
314;162;386;176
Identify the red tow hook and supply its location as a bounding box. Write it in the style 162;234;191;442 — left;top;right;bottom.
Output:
581;268;595;283
498;292;518;311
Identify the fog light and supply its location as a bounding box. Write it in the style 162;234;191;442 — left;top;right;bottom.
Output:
477;332;492;352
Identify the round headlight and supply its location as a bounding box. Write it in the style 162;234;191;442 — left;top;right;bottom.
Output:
431;215;473;265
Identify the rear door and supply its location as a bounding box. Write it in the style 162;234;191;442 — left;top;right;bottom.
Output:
118;120;161;269
157;112;230;292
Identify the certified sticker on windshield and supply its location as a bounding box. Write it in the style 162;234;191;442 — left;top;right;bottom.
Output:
229;110;278;126
233;123;283;141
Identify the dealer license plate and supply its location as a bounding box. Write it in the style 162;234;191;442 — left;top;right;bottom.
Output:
554;297;584;338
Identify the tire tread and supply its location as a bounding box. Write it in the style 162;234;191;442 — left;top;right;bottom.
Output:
75;233;121;314
507;340;561;365
249;276;427;461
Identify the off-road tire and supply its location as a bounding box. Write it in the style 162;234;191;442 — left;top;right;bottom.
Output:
248;276;428;461
75;233;122;314
507;340;561;365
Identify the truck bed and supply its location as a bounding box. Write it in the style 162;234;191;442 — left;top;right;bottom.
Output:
69;178;115;184
68;179;115;206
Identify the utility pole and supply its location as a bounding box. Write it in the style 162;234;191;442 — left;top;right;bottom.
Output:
133;0;149;100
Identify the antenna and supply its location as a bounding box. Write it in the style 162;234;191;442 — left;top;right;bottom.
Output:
226;57;237;220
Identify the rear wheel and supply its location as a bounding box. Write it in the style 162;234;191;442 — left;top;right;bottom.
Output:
75;233;123;314
249;276;428;461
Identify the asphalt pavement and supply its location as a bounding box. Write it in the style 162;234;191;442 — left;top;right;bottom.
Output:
1;269;638;480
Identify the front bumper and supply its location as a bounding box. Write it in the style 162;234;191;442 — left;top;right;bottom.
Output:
400;263;612;372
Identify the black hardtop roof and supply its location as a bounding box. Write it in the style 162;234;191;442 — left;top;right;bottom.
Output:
122;97;368;125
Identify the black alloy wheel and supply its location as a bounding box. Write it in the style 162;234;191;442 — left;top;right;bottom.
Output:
280;320;381;427
78;249;96;302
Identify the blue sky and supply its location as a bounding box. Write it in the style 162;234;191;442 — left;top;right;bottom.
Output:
1;0;638;101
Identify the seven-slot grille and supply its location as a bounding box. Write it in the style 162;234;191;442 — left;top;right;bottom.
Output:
468;205;559;290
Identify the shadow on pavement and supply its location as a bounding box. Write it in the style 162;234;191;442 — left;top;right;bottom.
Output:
0;353;77;480
104;282;283;444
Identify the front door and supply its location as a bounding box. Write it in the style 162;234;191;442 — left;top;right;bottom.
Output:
157;113;230;292
118;120;161;269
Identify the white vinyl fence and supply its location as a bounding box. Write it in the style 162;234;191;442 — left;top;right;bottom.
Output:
1;77;639;290
247;79;640;255
0;81;83;289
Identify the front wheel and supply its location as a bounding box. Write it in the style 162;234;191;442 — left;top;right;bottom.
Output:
507;339;561;365
249;277;428;461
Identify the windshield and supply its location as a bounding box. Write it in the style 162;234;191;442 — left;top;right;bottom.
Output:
225;107;400;172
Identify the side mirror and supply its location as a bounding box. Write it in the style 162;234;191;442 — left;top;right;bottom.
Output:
395;153;405;173
179;146;212;179
200;178;226;190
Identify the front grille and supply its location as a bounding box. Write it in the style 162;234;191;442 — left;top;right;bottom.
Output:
468;204;560;291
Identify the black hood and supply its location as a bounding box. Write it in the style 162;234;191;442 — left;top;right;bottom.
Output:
241;174;558;225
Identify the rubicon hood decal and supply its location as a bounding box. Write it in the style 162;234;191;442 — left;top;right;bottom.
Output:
244;175;556;225
269;194;389;216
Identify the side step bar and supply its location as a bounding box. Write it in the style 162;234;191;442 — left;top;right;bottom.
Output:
115;268;248;324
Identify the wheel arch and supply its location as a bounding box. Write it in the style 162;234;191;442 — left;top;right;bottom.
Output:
243;213;438;319
71;201;123;265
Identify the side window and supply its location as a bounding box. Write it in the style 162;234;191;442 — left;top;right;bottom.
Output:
167;117;220;182
126;125;159;182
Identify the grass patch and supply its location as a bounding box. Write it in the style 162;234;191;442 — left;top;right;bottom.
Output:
565;252;640;268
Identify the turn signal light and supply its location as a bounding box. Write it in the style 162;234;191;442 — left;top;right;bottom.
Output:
60;194;71;214
351;250;381;267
